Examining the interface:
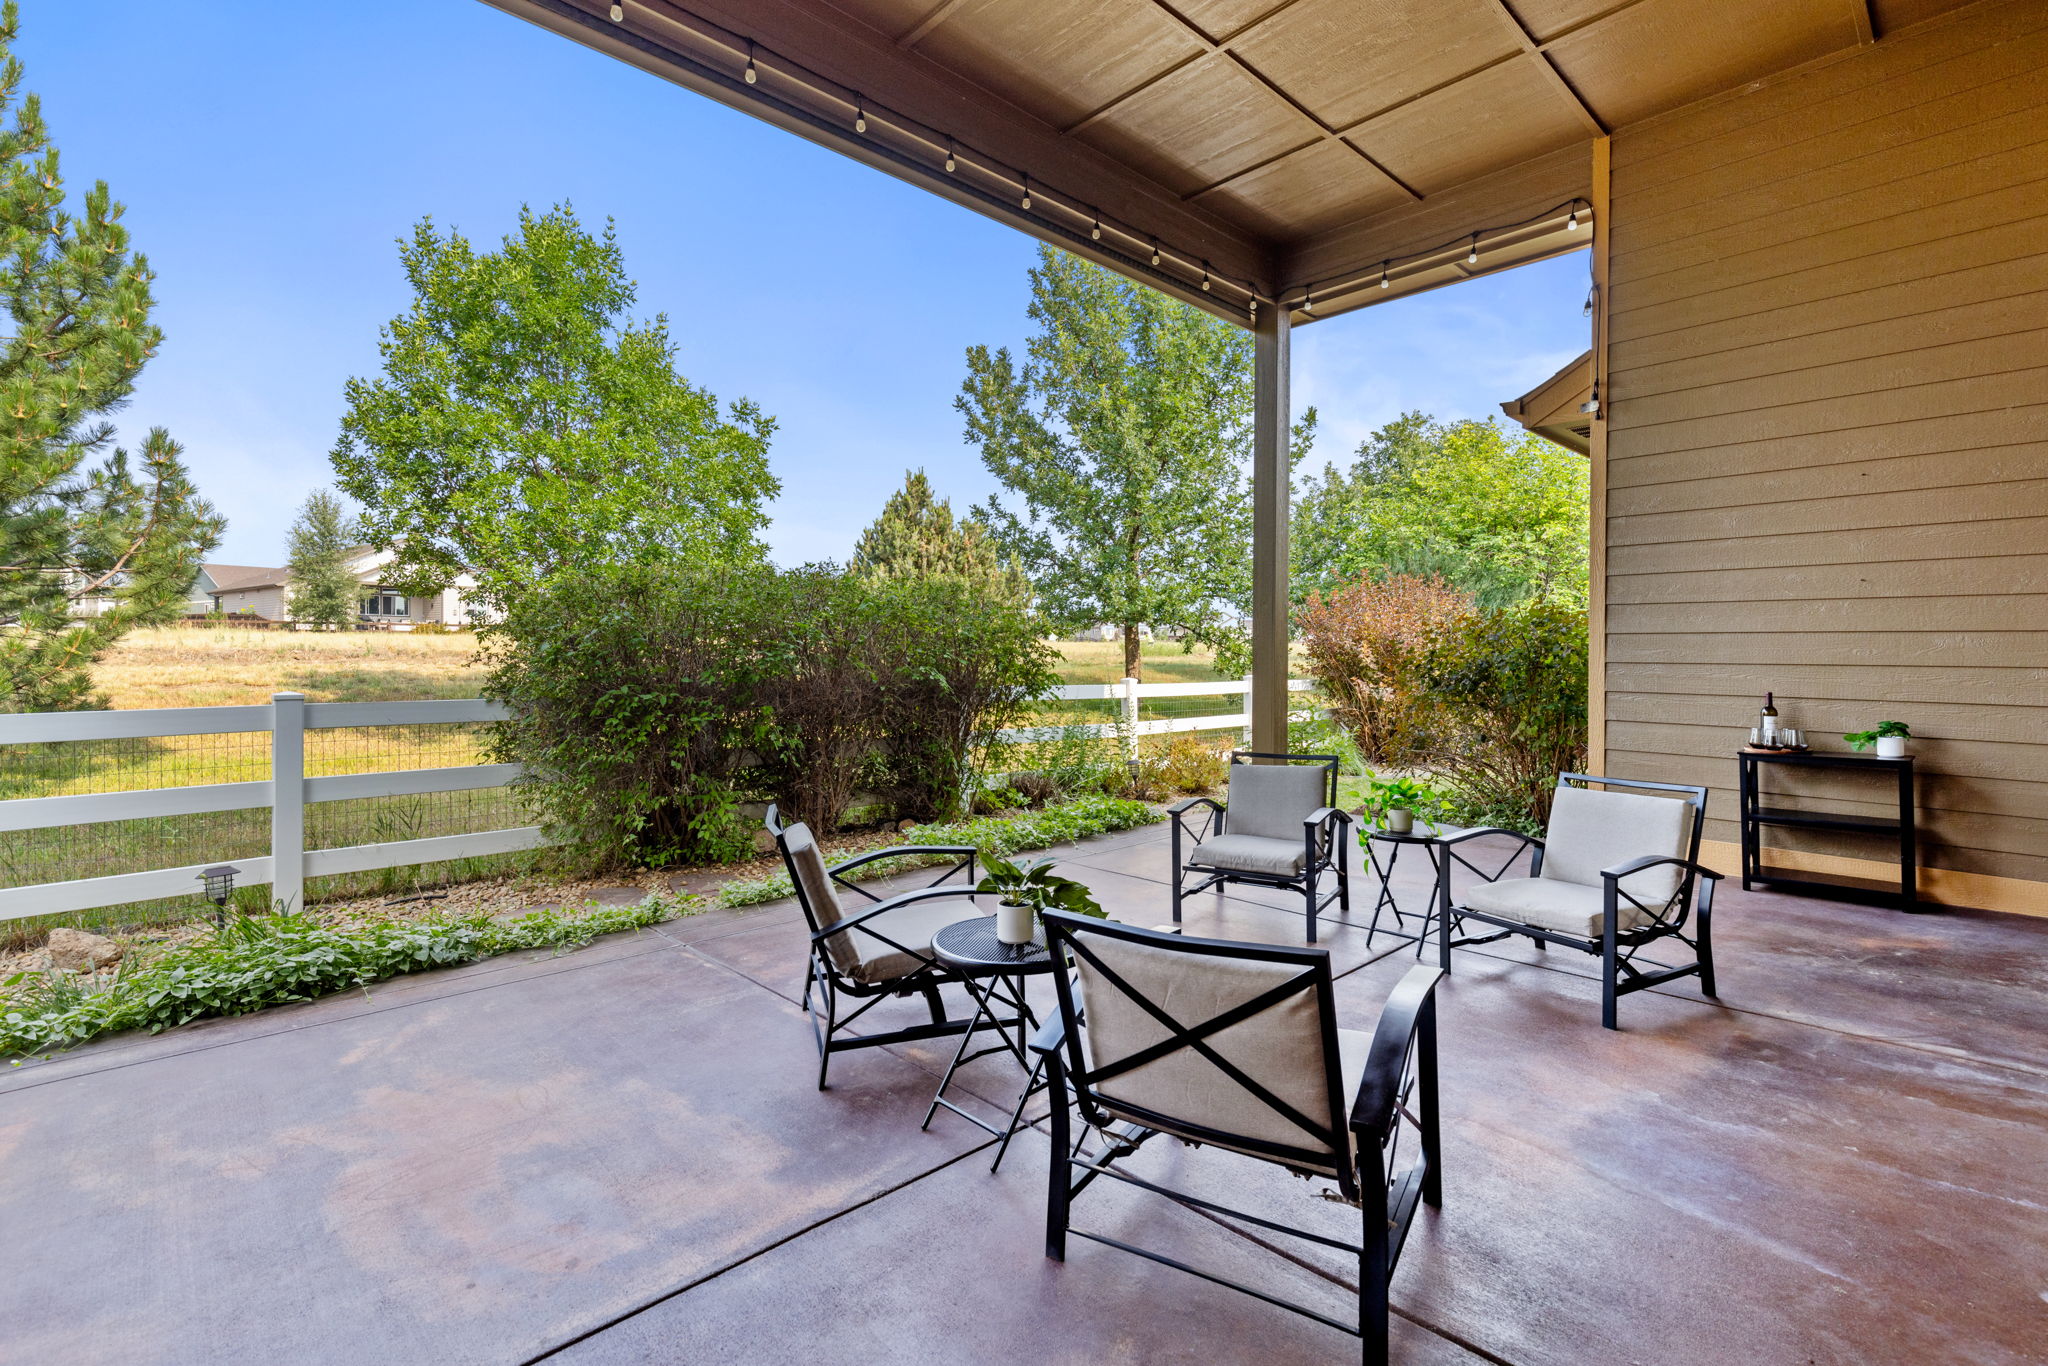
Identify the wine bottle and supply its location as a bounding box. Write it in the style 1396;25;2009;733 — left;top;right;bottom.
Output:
1759;692;1779;747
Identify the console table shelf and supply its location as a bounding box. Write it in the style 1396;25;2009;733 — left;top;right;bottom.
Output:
1738;750;1920;911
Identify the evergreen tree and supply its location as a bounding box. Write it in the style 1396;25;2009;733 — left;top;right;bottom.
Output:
331;204;779;610
958;247;1314;678
286;490;361;628
850;468;1022;598
0;3;221;712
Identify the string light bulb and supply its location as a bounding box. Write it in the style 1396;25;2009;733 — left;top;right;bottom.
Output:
1301;293;1314;316
1467;234;1479;265
1201;264;1211;292
1380;262;1389;289
854;101;866;134
1567;202;1579;230
944;141;956;173
744;49;757;84
1149;242;1160;266
1020;178;1031;210
609;2;624;20
1090;219;1101;241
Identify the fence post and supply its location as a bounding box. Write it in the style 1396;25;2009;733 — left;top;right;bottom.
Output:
1241;674;1256;751
1119;677;1140;767
271;691;306;913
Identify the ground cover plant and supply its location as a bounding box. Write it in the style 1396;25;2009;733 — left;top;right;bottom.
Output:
0;894;692;1058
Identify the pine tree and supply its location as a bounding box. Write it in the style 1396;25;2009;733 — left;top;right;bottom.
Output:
286;490;361;628
850;469;1022;598
0;3;221;711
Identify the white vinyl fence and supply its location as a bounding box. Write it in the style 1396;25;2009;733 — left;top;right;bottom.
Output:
0;692;538;924
0;677;1316;924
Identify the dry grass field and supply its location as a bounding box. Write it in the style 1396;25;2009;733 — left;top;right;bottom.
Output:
90;625;489;710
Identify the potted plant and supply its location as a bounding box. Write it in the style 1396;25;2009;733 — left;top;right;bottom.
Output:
1357;773;1439;836
974;853;1105;944
1844;720;1912;759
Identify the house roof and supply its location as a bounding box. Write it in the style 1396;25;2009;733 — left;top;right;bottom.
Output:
202;563;289;592
1500;348;1592;455
484;0;1982;324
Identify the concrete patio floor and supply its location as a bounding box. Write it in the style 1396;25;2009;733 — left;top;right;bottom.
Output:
5;823;2047;1365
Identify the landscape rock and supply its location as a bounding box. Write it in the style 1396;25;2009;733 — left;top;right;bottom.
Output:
45;927;124;973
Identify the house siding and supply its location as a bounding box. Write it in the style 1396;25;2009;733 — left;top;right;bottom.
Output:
1601;0;2048;912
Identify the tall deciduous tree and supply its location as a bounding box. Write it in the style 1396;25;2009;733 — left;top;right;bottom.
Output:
0;2;221;712
850;468;1022;599
330;204;779;609
958;247;1314;678
286;490;360;628
1294;412;1588;609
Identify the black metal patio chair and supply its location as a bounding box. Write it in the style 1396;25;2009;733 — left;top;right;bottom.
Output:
1169;751;1351;942
1035;910;1443;1363
765;805;1010;1089
1434;773;1723;1030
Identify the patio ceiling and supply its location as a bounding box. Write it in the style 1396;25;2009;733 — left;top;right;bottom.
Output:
483;0;1981;324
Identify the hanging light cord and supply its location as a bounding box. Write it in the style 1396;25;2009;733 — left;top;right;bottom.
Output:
1288;198;1589;312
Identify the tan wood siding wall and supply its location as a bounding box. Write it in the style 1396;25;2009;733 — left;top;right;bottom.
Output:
1602;0;2048;911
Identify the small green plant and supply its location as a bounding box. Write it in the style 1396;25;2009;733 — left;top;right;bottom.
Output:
974;853;1104;919
1356;772;1444;828
1843;720;1911;751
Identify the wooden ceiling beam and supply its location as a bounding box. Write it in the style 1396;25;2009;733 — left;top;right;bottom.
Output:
1851;0;1878;44
896;0;971;49
1487;0;1609;135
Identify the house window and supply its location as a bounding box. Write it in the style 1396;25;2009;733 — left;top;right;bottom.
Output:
361;592;408;618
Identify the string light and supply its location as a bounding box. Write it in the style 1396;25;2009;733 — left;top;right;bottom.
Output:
1467;234;1479;265
1567;202;1579;231
1301;292;1314;316
1201;263;1211;292
1020;177;1031;210
1149;242;1161;266
854;101;866;134
944;140;956;173
1091;219;1101;240
744;47;757;84
608;2;624;20
1380;262;1389;289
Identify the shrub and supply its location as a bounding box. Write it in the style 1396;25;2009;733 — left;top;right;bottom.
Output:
1297;575;1473;767
1419;598;1588;828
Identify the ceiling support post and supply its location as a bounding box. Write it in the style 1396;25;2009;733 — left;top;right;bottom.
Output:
1250;303;1291;758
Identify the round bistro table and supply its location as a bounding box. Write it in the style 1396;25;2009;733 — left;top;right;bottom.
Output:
1360;825;1447;956
921;915;1060;1172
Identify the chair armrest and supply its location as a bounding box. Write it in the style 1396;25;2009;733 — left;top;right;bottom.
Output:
1030;1014;1068;1057
1436;826;1543;850
829;844;977;877
1349;965;1444;1137
1305;806;1352;829
1167;796;1224;818
1600;854;1724;883
810;885;986;945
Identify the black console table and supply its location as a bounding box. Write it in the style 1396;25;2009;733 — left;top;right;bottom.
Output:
1737;750;1919;911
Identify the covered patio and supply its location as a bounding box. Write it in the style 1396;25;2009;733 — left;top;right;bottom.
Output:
7;822;2046;1364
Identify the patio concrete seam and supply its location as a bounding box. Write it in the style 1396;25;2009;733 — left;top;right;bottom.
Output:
518;1134;1003;1364
0;933;689;1097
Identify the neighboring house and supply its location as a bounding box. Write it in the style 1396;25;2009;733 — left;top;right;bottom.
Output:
1499;350;1594;456
1071;624;1153;642
191;547;489;626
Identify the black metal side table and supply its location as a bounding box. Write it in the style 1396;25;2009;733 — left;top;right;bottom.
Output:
922;915;1059;1171
1360;826;1446;955
1738;749;1920;910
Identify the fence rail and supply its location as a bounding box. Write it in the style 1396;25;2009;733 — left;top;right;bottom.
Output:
1;677;1317;925
0;693;537;924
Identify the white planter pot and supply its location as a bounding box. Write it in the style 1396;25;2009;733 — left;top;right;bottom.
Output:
1875;735;1908;759
1384;807;1414;835
996;901;1035;945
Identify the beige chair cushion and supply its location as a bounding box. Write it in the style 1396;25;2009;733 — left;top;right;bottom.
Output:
784;821;979;982
1541;785;1692;905
1461;876;1648;937
1188;833;1305;877
1073;933;1347;1170
1225;762;1326;841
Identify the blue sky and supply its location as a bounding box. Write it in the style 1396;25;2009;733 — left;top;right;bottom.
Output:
24;0;1590;568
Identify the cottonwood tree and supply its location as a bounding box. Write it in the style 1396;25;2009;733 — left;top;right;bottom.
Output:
958;247;1313;678
0;3;221;712
331;204;779;609
285;490;360;628
1294;412;1588;608
850;468;1023;599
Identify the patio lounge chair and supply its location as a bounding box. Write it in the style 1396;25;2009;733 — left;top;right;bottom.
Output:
1169;751;1351;942
1434;774;1723;1030
1034;910;1443;1364
765;805;1006;1089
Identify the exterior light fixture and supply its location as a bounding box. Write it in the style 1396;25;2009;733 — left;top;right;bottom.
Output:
1020;177;1031;210
744;49;758;84
1301;293;1314;316
854;101;866;134
944;141;956;173
1467;234;1479;265
1201;264;1211;292
1567;203;1579;230
199;864;240;930
1380;262;1389;289
1149;242;1160;266
1091;219;1101;241
609;2;624;20
1580;381;1601;416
